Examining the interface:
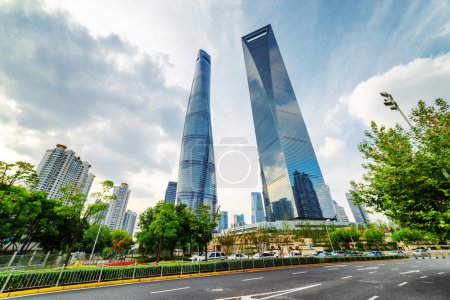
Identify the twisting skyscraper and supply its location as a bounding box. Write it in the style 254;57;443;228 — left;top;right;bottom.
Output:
242;25;335;221
176;50;217;215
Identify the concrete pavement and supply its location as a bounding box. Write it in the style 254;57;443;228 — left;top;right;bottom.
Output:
8;258;450;299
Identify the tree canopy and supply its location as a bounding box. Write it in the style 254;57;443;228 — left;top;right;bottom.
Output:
351;99;450;241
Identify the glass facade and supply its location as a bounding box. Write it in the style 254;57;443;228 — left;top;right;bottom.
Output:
164;181;177;203
251;192;265;223
346;193;369;223
242;25;336;221
176;50;217;215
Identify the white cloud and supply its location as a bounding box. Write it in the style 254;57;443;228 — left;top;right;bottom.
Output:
435;21;450;38
318;137;346;160
341;52;450;128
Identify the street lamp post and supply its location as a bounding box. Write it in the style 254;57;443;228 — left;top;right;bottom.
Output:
324;219;335;252
380;92;413;128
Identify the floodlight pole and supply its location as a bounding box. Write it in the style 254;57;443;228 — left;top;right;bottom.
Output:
380;92;413;128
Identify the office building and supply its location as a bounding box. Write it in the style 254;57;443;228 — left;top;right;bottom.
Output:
219;211;228;232
176;50;217;215
121;210;137;236
105;183;131;231
251;192;265;223
242;25;335;221
346;193;370;223
232;214;245;227
164;181;177;203
333;200;349;223
35;144;94;201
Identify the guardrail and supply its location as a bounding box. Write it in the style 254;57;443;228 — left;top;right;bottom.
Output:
0;255;406;294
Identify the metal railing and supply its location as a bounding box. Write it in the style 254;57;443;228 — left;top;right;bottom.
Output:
0;255;408;294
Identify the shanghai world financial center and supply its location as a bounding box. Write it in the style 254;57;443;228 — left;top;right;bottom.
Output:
176;25;335;222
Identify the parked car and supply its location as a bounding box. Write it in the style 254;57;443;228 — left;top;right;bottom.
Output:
389;250;404;256
227;253;248;260
412;249;430;258
366;251;384;257
344;251;362;257
315;252;333;257
330;250;345;256
189;251;227;262
288;251;302;257
252;251;279;258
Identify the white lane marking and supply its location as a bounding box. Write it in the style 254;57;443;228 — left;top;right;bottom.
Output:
400;270;420;275
398;282;408;286
357;267;379;271
292;271;307;274
391;268;399;270
341;276;352;279
354;265;364;267
328;268;339;270
367;296;379;300
324;264;348;268
377;264;385;266
369;271;377;274
150;287;190;294
437;272;444;275
420;275;428;278
215;284;322;300
258;284;322;300
242;277;263;281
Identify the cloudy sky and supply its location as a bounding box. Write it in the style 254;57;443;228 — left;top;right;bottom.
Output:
1;0;450;224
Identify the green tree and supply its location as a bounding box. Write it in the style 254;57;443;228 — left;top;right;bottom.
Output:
391;228;423;244
351;99;450;241
192;204;220;261
330;228;360;250
363;228;385;250
111;229;133;260
0;186;41;250
147;201;180;263
56;181;112;265
80;224;111;254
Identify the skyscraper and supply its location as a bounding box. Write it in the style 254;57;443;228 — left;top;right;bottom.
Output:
176;50;217;215
35;144;94;201
105;183;131;231
233;214;245;227
219;211;228;232
346;193;370;223
251;192;265;223
242;25;335;221
164;181;177;203
333;200;349;223
121;209;137;236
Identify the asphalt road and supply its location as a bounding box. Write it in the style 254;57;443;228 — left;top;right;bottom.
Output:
12;258;450;300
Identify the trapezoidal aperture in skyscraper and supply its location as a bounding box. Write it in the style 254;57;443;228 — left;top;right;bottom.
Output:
242;25;335;221
176;50;217;215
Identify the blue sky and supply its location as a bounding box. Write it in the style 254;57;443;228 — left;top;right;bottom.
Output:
1;0;449;224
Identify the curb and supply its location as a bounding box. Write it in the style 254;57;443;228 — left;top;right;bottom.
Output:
0;258;406;298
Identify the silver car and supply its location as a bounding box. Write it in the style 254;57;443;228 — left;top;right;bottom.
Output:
412;249;430;258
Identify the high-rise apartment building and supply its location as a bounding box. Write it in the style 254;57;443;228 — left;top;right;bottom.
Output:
35;144;94;201
219;211;228;232
251;192;265;223
333;200;349;223
242;25;335;221
345;193;369;223
105;183;131;231
176;50;217;215
121;209;137;236
164;181;177;203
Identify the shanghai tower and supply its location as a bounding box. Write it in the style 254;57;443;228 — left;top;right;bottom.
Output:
242;25;335;221
176;50;217;215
